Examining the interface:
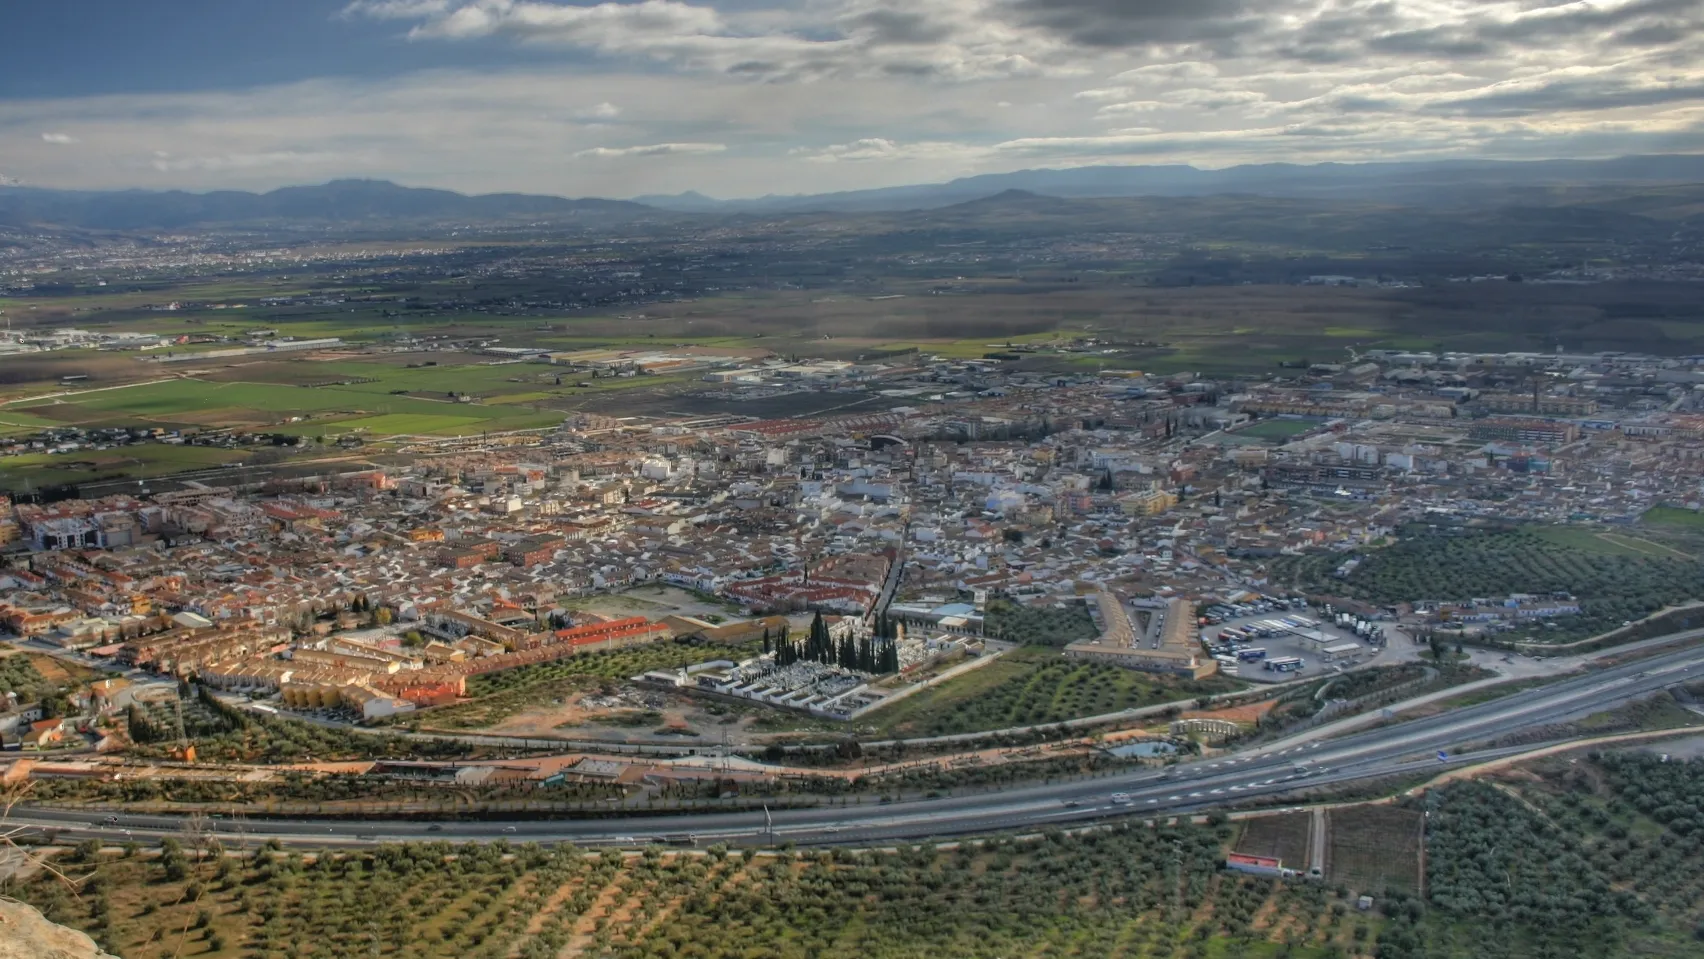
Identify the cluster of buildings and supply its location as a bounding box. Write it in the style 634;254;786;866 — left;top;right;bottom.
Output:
2;342;1704;731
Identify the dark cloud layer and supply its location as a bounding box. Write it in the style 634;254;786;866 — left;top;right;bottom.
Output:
1004;0;1284;49
1428;77;1704;117
1010;0;1704;61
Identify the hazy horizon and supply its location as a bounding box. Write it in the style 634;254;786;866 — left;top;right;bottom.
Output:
4;0;1703;199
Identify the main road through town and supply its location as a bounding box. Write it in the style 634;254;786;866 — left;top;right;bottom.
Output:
14;641;1704;849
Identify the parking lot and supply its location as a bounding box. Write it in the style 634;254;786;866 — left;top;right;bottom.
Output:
1198;606;1384;685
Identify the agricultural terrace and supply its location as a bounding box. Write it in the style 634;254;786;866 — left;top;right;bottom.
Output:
865;646;1243;738
1232;811;1313;870
19;752;1704;959
1326;805;1423;896
4;818;1359;959
1278;524;1704;645
125;688;468;764
0;651;73;709
415;641;765;733
982;599;1099;646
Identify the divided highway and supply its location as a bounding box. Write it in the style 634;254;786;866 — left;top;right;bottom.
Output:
15;642;1703;849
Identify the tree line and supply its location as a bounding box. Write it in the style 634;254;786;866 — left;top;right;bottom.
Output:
766;611;899;674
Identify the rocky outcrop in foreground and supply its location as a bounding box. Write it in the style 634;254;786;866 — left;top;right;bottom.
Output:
0;899;117;959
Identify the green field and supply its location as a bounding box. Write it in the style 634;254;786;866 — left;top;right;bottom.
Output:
3;378;564;438
1529;524;1691;559
0;443;249;491
1643;506;1704;530
0;408;61;436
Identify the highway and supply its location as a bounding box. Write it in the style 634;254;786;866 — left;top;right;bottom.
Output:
13;642;1703;849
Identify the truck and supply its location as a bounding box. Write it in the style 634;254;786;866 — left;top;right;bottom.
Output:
1264;656;1305;673
1238;647;1268;662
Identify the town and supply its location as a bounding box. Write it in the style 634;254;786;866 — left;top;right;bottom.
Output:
1;335;1700;768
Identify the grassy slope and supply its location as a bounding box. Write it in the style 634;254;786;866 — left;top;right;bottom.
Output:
867;646;1241;738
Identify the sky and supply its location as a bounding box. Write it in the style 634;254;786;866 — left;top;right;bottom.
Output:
1;0;1702;199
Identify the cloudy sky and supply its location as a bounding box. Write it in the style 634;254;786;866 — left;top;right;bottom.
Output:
2;0;1702;198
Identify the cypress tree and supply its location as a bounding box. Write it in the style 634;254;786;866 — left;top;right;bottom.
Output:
808;611;826;661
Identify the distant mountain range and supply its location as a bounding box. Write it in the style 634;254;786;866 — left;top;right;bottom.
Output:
635;154;1704;213
3;155;1703;232
0;178;650;231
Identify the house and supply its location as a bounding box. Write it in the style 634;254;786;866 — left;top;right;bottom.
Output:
342;684;416;722
21;717;66;750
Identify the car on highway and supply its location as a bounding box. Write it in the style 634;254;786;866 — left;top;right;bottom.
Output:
1110;793;1133;805
503;826;518;833
1062;799;1083;808
426;824;443;832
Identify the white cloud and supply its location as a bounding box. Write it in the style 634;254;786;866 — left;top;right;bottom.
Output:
408;0;724;42
578;101;622;120
40;132;78;144
791;138;988;162
1112;61;1219;82
148;151;352;173
340;0;453;19
1073;87;1132;102
573;141;727;158
1095;100;1166;117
